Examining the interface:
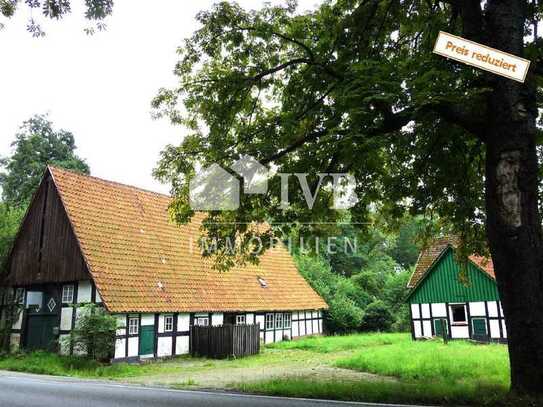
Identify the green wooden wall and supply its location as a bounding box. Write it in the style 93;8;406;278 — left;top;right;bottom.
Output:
408;248;500;304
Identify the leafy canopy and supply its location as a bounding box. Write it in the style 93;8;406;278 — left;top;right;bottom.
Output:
152;1;533;264
0;114;89;206
0;0;113;36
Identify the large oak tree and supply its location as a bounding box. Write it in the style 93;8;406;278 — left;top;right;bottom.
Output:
152;0;543;395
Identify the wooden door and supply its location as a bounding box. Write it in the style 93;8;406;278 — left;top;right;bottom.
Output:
139;325;155;356
25;314;58;351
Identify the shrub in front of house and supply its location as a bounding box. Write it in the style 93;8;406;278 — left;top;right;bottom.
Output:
64;304;117;362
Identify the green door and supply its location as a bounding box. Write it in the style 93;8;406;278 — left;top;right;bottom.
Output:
472;318;488;339
433;318;448;337
25;314;58;351
139;325;155;355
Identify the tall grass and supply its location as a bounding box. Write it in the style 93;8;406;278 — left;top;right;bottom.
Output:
335;339;510;388
268;332;408;353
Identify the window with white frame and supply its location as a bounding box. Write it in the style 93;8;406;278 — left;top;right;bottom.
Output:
236;314;246;325
450;304;467;324
128;317;139;335
195;317;209;326
61;285;74;304
265;313;274;330
275;313;283;329
283;313;291;329
164;315;174;332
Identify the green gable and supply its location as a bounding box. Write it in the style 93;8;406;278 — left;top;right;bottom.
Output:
408;248;500;304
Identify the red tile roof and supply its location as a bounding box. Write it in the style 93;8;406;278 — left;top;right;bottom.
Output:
48;166;328;313
407;237;494;288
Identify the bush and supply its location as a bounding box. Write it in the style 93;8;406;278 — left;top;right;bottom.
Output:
326;296;363;333
361;300;394;332
64;304;117;362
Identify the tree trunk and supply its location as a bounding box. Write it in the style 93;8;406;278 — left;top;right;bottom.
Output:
484;0;543;395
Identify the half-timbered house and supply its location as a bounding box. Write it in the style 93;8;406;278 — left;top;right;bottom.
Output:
407;238;507;342
0;166;327;361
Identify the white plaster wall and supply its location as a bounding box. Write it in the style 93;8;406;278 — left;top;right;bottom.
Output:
115;314;126;336
306;320;313;335
312;311;318;319
11;309;22;330
501;320;507;338
300;322;306;336
499;302;504;317
490;319;501;338
265;331;274;343
141;314;154;326
421;304;430;319
127;337;139;357
274;331;282;342
246;313;254;325
177;314;190;331
292;322;299;337
451;325;469;339
157;337;172;357
115;338;126;359
255;315;264;329
283;330;291;340
212;313;223;326
158;314;165;333
95;290;102;303
431;303;447;317
292;311;299;321
259;331;264;341
60;307;73;331
77;281;92;303
422;320;432;337
413;320;422;338
176;336;189;355
411;304;420;318
469;302;486;316
312;319;318;334
487;301;498;317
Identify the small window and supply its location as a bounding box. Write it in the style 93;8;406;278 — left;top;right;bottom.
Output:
265;313;274;330
195;317;209;326
275;313;283;329
283;313;291;329
236;315;246;325
62;285;74;304
451;304;467;324
128;317;139;335
164;315;174;332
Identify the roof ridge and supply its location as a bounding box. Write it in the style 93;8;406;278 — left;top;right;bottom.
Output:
47;165;172;199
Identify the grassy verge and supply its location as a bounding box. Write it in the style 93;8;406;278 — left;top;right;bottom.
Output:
235;378;507;406
234;333;516;406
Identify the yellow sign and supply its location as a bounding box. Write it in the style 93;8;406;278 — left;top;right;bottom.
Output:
433;31;531;83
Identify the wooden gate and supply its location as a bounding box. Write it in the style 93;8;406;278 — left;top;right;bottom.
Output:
190;324;260;359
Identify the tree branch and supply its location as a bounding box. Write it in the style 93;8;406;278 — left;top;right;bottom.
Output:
246;58;311;82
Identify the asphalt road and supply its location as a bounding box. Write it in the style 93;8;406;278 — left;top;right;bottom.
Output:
0;371;425;407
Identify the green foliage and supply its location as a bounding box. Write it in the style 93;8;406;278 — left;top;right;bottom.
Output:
294;254;364;333
0;114;89;206
360;300;394;332
64;304;117;362
151;0;500;266
0;203;24;270
268;332;406;353
0;0;113;37
335;339;509;388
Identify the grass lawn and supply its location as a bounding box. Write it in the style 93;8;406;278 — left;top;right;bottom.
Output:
1;333;532;406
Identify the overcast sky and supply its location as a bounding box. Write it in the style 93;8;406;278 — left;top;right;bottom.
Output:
0;0;318;194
